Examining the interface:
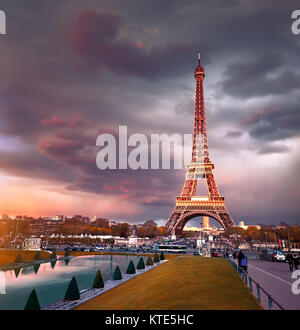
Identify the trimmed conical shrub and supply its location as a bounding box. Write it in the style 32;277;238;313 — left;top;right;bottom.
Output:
34;251;41;260
50;260;56;269
146;256;153;266
113;265;122;280
154;252;160;263
126;260;136;274
137;257;145;270
64;276;80;301
15;251;23;264
92;270;104;289
159;251;165;260
34;264;40;274
14;267;21;278
24;289;41;310
64;258;70;266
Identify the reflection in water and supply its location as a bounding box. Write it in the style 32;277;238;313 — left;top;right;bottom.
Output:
14;267;21;278
21;266;35;275
0;254;146;310
34;264;40;274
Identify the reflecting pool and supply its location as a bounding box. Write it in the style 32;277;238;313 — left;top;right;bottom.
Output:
0;254;146;310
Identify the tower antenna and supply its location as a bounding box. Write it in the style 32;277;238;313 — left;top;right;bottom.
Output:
198;52;200;65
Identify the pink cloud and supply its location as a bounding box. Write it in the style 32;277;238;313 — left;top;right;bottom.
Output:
135;41;144;49
41;116;66;127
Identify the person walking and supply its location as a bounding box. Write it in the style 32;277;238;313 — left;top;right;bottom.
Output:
238;250;247;272
286;250;294;272
293;253;299;270
238;250;245;267
240;255;248;272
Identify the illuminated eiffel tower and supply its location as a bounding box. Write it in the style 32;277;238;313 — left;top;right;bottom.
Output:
165;53;235;236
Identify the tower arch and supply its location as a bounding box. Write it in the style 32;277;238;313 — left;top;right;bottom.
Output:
172;211;224;236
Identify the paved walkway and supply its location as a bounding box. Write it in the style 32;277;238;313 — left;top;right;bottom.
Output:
43;260;168;310
231;258;300;310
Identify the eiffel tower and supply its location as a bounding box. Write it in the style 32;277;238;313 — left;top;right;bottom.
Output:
165;53;235;236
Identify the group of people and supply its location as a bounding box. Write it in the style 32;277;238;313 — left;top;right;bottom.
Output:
233;249;299;272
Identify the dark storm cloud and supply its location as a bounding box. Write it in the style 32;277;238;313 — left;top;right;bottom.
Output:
257;144;290;155
69;9;203;80
225;131;243;138
0;148;74;183
220;54;300;98
244;104;300;142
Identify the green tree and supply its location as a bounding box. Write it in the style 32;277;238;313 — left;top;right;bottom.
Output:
112;223;130;237
64;276;80;301
137;257;145;270
126;260;136;274
154;252;160;263
24;289;41;310
137;220;159;238
92;270;104;289
146;256;153;266
113;265;122;280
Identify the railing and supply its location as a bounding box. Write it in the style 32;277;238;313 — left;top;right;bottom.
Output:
227;258;284;310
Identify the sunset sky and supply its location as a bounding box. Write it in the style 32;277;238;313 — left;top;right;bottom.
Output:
0;1;299;226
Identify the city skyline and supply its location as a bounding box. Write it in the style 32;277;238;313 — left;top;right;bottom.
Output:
0;1;300;226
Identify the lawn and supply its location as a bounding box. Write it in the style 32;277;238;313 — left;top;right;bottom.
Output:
76;256;262;310
0;249;51;266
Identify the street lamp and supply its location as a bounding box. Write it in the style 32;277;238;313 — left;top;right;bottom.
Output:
265;232;268;248
274;228;277;248
287;223;290;251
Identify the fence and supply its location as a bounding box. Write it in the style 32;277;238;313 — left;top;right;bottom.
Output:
227;258;284;310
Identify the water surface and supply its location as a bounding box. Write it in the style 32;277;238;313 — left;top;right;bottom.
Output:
0;254;146;310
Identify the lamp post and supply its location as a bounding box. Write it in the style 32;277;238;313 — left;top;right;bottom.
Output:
265;232;268;248
287;223;290;251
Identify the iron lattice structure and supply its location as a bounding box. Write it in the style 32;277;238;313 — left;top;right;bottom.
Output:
165;54;235;236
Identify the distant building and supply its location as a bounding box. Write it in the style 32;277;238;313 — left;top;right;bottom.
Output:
128;230;138;247
183;225;224;235
109;220;117;227
23;237;41;251
203;216;210;229
236;221;261;230
55;215;65;221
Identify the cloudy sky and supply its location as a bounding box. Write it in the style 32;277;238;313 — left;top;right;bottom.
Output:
0;0;299;226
